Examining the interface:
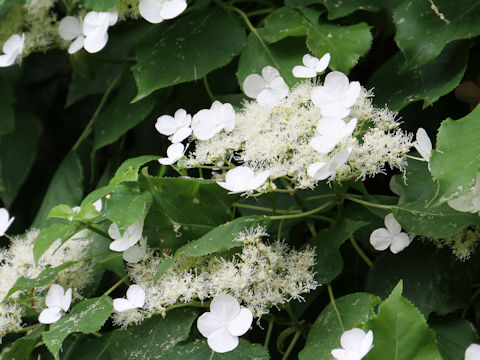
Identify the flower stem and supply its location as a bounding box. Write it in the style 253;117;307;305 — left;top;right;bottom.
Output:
281;331;301;360
203;75;216;102
165;301;210;312
344;195;395;210
264;315;275;348
103;274;129;296
233;202;301;214
349;236;373;268
269;201;333;220
327;284;344;331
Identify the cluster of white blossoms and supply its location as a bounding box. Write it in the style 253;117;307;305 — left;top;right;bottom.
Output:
112;226;317;326
0;228;93;336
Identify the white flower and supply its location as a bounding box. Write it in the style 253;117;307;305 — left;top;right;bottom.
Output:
307;147;352;181
311;71;361;118
38;284;72;324
155;108;192;143
82;11;118;53
465;343;480;360
0;33;24;67
108;218;144;252
191;101;235;140
58;16;85;54
217;167;269;194
197;294;253;353
310;117;357;154
243;66;289;107
369;213;411;254
331;328;373;360
413;127;432;162
292;53;330;78
139;0;187;24
113;284;145;312
158;143;186;165
447;172;480;213
123;237;147;263
0;208;14;237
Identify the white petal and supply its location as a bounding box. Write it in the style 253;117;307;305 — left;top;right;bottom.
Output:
197;312;222;338
113;298;136;312
39;307;62;324
107;12;118;26
307;162;328;180
345;118;357;136
414;128;432;161
123;244;145;263
330;349;351;360
369;228;392;251
314;53;330;72
247;170;269;191
123;218;144;247
174;108;191;127
68;36;84;54
61;288;72;312
139;0;165;23
45;284;65;309
243;74;266;98
109;237;133;252
192;109;223;140
328;147;352;172
261;66;280;84
324;71;350;95
155;115;177;135
359;330;374;356
3;34;23;55
390;233;411;254
465;343;480;360
447;194;475;213
320;103;351;118
311;87;336;107
218;167;254;193
83;28;109;53
166;142;185;159
93;199;102;212
108;222;121;240
340;328;367;351
159;0;187;20
384;213;401;235
317;118;348;139
0;208;13;236
207;328;239;353
217;102;236;132
310;136;338;154
126;284;145;308
256;89;280;107
270;76;289;99
210;294;241;323
302;54;318;68
292;65;317;78
58;16;82;41
226;307;253;336
0;53;16;67
341;81;361;108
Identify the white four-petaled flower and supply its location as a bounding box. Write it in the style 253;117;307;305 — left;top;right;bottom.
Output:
243;66;289;107
38;284;72;324
310;118;357;154
0;208;14;237
413;128;432;162
191;101;235;140
155;108;192;143
108;218;144;252
292;53;330;78
465;343;480;360
58;16;85;54
158;143;186;165
113;284;145;312
197;294;253;353
0;33;24;67
331;328;373;360
447;172;480;213
311;71;361;118
307;147;352;181
217;166;269;194
139;0;187;24
369;213;411;254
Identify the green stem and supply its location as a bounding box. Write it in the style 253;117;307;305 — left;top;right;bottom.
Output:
281;331;301;360
247;8;274;17
406;154;426;162
327;284;344;330
269;201;333;220
208;351;215;360
81;223;110;239
303;194;336;202
165;301;210;312
264;315;275;348
344;195;395;210
284;303;301;329
349;236;373;268
97;253;123;264
203;75;216;102
233;203;301;214
103;274;129;296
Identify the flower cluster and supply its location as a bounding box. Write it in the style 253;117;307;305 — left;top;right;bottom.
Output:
113;226;317;326
427;226;480;261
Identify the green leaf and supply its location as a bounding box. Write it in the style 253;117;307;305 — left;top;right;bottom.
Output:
0;0;24;18
263;7;306;43
309;218;369;284
47;204;74;219
43;296;113;359
391;160;480;237
6;261;74;298
303;9;372;73
80;0;118;10
429;317;479;360
0;113;42;206
0;75;15;135
132;8;245;101
369;41;469;111
237;31;308;88
2;324;45;360
319;0;380;20
429;104;480;205
299;293;380;360
365;281;442;360
156;215;269;278
110;155;159;185
393;0;480;71
105;183;152;230
32;151;84;229
93;74;156;151
366;242;471;316
33;222;78;264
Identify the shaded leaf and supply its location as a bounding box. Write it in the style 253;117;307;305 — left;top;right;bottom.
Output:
0;75;14;135
263;7;306;43
33;222;78;264
80;0;118;10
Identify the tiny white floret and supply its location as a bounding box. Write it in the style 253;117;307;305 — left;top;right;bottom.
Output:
292;53;330;78
108;218;144;252
38;284;72;324
0;33;24;67
58;16;85;54
139;0;187;24
0;208;14;237
311;71;361;118
413;127;432;162
191;101;235;140
331;328;373;360
158;143;186;165
307;147;352;181
197;294;253;353
217;166;269;194
369;213;411;254
465;343;480;360
310;117;357;154
155;108;192;143
82;11;118;53
113;284;145;312
243;66;289;107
